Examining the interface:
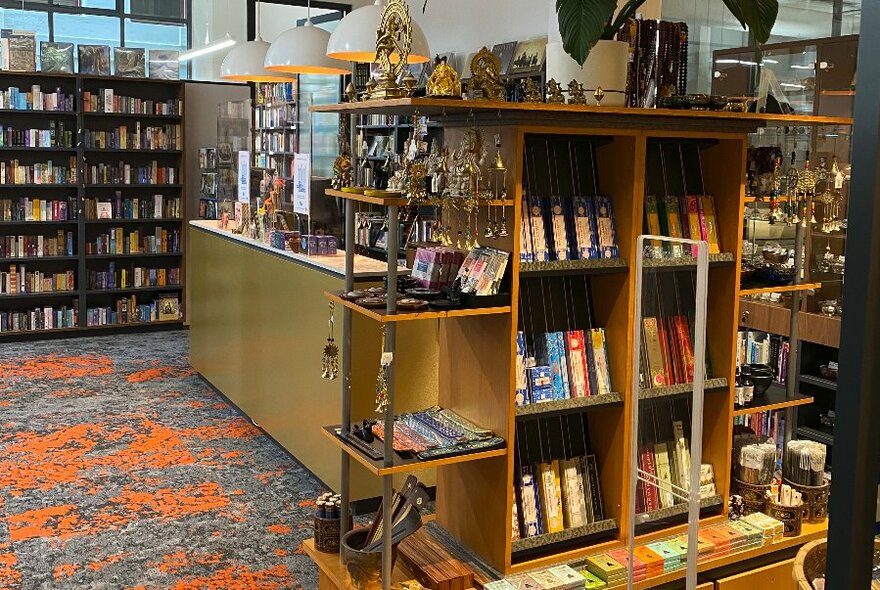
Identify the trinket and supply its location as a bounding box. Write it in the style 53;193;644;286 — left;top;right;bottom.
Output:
369;0;412;100
546;78;565;104
468;46;504;101
567;79;587;105
321;301;339;380
520;77;542;103
426;55;462;98
594;86;605;106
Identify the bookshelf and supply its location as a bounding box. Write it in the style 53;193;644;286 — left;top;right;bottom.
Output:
309;99;845;585
0;71;185;338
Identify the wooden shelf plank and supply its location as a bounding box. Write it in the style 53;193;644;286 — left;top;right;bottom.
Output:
310;98;853;127
0;291;77;300
325;188;513;208
739;282;823;296
515;392;623;418
0;184;77;188
324;291;510;323
85;286;182;295
320;426;506;477
732;383;813;416
85;184;182;189
639;378;729;401
520;258;628;277
83;111;181;120
0;255;77;263
84;218;182;224
0;146;76;152
643;252;737;268
85;252;181;259
0;220;77;225
797;426;834;446
800;374;837;391
635;495;724;528
83;148;182;154
0;109;76;116
511;519;618;557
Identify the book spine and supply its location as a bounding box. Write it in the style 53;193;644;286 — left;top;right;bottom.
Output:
585;455;605;520
643;318;667;388
538;461;564;533
640;446;660;512
566;330;591;398
590;328;612;395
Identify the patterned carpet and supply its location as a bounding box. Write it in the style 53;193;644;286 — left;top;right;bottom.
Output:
0;330;325;589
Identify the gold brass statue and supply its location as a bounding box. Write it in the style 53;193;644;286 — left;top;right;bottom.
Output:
594;86;605;106
401;71;418;96
567;79;587;105
345;82;358;102
426;55;462;98
546;78;565;104
332;148;353;190
521;77;542;103
369;0;412;100
468;46;504;101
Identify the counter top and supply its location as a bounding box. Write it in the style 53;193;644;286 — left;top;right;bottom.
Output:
189;220;402;279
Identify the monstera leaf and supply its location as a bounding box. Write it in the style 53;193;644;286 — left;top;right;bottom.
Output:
553;0;780;65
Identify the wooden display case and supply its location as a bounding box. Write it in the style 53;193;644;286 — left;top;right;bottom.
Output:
309;98;847;585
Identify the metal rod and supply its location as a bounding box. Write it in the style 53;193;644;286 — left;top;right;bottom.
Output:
382;204;399;590
340;198;355;539
627;235;646;590
382;474;394;590
784;218;805;447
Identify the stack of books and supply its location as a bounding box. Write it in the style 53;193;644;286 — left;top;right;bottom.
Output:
639;315;698;389
737;330;789;383
643;194;721;257
516;329;612;406
520;195;619;263
514;455;605;540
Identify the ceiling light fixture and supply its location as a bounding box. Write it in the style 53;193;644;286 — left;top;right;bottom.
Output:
326;0;430;64
221;0;296;82
264;0;349;75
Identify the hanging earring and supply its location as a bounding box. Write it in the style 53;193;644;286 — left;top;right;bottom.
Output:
498;171;509;237
321;301;339;380
375;325;390;414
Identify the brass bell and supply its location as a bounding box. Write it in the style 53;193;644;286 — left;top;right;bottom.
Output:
492;149;507;171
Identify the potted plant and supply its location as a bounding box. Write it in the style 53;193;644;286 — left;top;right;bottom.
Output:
549;0;780;105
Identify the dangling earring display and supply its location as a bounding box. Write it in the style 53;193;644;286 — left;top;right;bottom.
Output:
321;301;339;380
375;325;391;414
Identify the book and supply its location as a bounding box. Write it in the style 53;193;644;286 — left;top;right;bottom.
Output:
527;196;549;262
662;195;685;257
653;442;675;508
515;331;530;406
589;328;612;395
644;195;664;257
571;196;598;259
558;457;587;528
539;332;570;400
2;30;36;72
684;195;703;255
149;49;179;80
642;317;667;388
518;465;542;537
549;196;570;261
527;366;554;403
657;318;674;385
639;445;660;512
114;47;146;78
537;461;564;533
78;45;111;76
565;330;590;398
672;420;692;493
593;196;618;258
39;42;74;74
158;294;179;321
583;455;604;520
698;195;721;254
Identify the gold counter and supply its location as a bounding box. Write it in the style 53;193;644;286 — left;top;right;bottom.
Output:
188;221;437;500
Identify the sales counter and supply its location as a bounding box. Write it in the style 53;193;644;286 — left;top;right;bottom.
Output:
187;220;438;500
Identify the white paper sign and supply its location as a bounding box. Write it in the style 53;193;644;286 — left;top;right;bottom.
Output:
237;151;250;203
293;153;311;216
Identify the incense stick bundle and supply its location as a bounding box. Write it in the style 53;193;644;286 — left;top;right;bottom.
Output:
784;440;827;486
738;442;777;485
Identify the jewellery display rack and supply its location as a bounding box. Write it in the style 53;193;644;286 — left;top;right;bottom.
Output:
311;98;850;586
0;71;185;338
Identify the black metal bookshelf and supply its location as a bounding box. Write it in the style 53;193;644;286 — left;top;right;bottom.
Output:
0;71;186;338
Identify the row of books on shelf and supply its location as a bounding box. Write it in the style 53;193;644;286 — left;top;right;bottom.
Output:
85;227;180;256
254;104;295;129
256;82;295;105
1;266;74;295
254;132;292;154
0;303;77;333
491;512;787;589
0;230;74;258
635;422;717;514
82;91;182;116
644;194;721;257
515;329;612;406
84;195;181;221
0;159;77;184
361;114;401;126
82;123;182;151
87;264;180;290
0;198;76;222
0;122;74;148
520;196;619;263
0;85;74;112
513;456;606;540
84;163;177;185
733;411;784;446
86;293;179;326
640;315;697;389
736;330;789;383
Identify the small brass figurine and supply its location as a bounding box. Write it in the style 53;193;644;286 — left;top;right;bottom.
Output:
345;81;358;102
594;86;605;106
426;55;462;98
546;78;565;104
369;0;412;100
401;70;418;96
365;78;377;100
520;77;542;103
567;79;587;105
332;149;353;190
468;47;504;101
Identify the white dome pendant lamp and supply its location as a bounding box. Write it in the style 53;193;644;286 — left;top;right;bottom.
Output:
326;0;430;64
220;0;295;82
265;0;350;75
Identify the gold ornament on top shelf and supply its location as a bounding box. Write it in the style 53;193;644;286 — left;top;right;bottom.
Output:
426;55;462;98
567;79;587;105
402;70;418;96
594;86;605;106
468;46;504;101
369;0;412;100
345;81;358;102
520;77;542;103
546;78;565;104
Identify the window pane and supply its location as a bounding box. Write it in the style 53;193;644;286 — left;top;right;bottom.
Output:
53;0;117;9
54;13;120;71
0;9;50;44
124;18;187;77
125;0;184;19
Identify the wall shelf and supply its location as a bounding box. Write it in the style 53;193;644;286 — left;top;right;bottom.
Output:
800;374;837;391
324;291;510;323
519;258;628;277
638;378;729;401
732;383;813;416
515;393;623;418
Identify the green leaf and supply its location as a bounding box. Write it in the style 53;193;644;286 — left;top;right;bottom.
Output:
721;0;779;44
556;0;619;66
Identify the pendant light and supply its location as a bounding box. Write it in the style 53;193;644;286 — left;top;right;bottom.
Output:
326;0;430;64
221;0;295;82
264;0;349;75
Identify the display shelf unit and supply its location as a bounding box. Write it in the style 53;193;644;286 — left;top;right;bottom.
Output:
0;71;185;338
309;98;848;583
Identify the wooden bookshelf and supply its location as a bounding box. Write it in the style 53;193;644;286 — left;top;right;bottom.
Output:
310;100;836;582
0;71;185;338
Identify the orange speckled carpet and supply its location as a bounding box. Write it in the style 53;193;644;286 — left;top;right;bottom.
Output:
0;331;325;589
